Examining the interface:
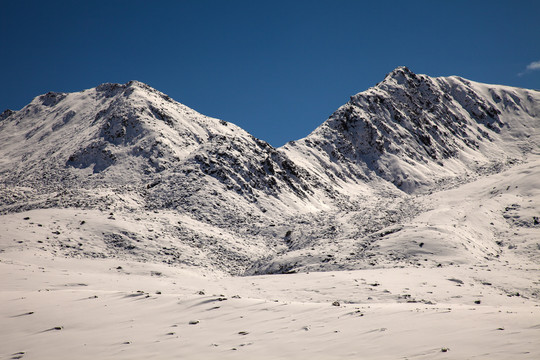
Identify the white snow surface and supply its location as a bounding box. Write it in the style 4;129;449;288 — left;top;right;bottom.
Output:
1;67;539;359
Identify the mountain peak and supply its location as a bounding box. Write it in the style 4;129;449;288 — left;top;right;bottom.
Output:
94;80;149;97
382;66;417;84
0;109;16;121
286;68;539;193
392;65;414;74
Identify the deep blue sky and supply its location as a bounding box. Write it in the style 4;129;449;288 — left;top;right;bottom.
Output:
1;0;539;147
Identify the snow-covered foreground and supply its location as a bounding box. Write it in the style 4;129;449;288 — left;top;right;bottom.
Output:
1;254;539;360
2;155;539;360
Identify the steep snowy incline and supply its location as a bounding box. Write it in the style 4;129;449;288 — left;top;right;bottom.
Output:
1;71;538;274
0;81;338;217
281;67;540;193
0;81;238;185
0;80;351;273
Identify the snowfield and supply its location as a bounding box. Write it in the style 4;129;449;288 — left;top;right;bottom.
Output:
1;67;539;359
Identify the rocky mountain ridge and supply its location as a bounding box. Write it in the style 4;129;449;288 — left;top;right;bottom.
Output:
1;67;538;274
282;66;539;193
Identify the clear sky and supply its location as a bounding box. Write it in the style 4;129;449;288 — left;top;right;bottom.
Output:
1;0;539;147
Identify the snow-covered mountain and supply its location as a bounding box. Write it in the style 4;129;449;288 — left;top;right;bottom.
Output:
0;81;333;213
0;80;339;273
283;66;539;193
0;68;538;274
2;67;539;360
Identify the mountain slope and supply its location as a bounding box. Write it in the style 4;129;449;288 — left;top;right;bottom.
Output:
0;80;342;273
0;69;538;274
1;69;539;360
282;66;539;193
0;81;340;216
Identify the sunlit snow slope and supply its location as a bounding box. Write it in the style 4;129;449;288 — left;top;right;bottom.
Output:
283;66;539;193
0;67;538;274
